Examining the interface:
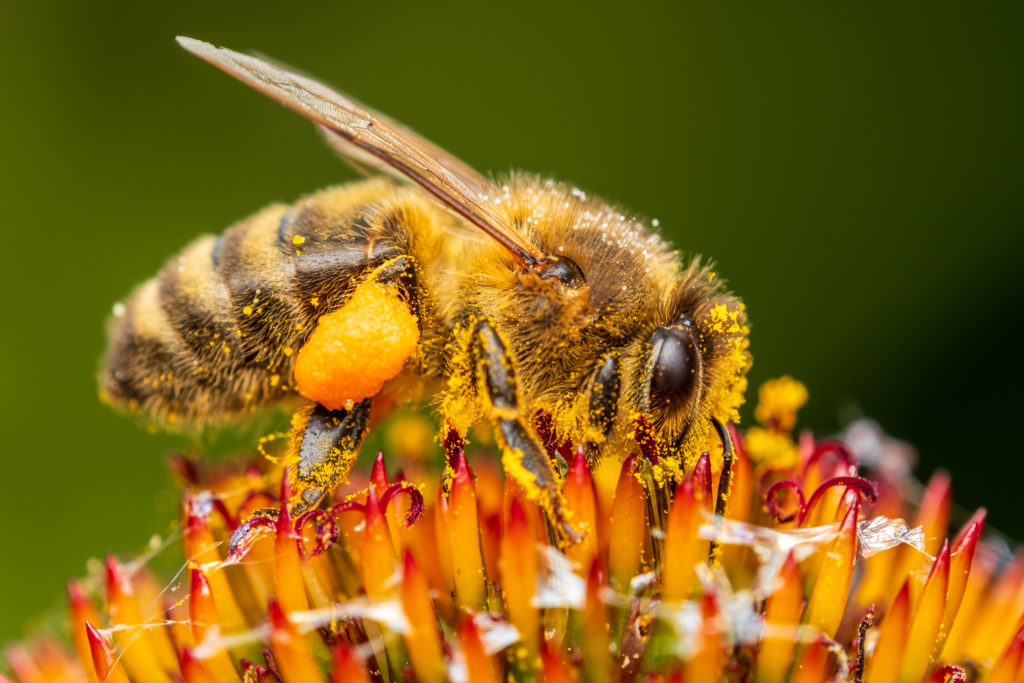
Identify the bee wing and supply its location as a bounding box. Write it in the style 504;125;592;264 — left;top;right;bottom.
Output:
177;37;543;266
317;122;489;198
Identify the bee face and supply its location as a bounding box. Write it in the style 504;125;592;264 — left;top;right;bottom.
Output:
453;178;749;457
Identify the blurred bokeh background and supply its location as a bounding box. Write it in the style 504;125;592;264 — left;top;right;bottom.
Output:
1;0;1021;642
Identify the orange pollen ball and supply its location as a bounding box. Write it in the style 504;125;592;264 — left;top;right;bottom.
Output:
294;281;419;411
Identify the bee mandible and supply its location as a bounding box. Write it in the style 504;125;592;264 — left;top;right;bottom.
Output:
101;37;752;537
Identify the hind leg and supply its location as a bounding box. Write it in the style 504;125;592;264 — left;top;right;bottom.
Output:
286;400;372;513
286;255;421;512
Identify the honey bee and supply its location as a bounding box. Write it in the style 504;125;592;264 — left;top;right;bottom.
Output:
101;37;751;534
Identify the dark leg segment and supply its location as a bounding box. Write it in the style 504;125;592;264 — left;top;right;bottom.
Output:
708;416;735;563
587;352;621;445
372;255;422;318
469;319;580;542
288;400;372;513
287;254;421;514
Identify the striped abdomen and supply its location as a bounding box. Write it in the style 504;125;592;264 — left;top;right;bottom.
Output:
101;179;421;426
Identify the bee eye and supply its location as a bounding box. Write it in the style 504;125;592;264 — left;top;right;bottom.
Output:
649;325;700;406
536;256;586;288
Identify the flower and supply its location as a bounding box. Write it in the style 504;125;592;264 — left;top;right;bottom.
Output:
4;379;1022;682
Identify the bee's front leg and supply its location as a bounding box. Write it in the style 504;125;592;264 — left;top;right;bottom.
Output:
287;400;372;514
583;352;622;451
468;319;582;543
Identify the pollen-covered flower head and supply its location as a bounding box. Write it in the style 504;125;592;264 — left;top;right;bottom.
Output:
4;381;1022;683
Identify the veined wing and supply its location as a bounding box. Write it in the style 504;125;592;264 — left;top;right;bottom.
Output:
176;36;543;266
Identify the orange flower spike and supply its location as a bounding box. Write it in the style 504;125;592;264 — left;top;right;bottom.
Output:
563;446;599;573
788;639;829;683
405;503;454;621
797;460;830;524
331;641;372;683
457;613;500;683
726;425;753;524
267;600;327;682
435;481;457;595
370;449;390;497
68;579;101;681
189;568;241;682
755;552;804;683
582;558;611;683
473;461;506;582
541;639;575;683
370;451;413;556
901;540;950;682
85;622;131;683
233;492;279;607
179;649;218;683
608;454;647;593
590;456;621;560
183;503;248;634
933;509;985;658
888;471;953;604
400;550;447;683
692;453;713;514
448;450;489;611
3;644;42;683
35;639;82;681
662;477;704;603
917;471;952;555
105;554;178;682
803;502;858;638
964;550;1024;663
942;548;997;663
503;473;546;546
163;592;195;656
272;484;310;614
865;580;912;683
499;496;540;669
362;485;399;599
685;592;725;683
6;640;69;683
988;622;1024;683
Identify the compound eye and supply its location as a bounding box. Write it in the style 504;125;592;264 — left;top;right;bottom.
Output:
536;256;586;288
649;325;700;407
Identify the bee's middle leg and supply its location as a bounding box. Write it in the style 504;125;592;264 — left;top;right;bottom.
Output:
468;319;580;542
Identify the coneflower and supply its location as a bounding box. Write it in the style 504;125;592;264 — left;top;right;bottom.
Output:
3;377;1020;682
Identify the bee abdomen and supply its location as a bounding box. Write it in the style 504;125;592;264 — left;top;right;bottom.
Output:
101;180;419;426
103;203;301;424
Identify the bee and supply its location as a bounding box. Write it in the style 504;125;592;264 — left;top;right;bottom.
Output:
101;37;751;535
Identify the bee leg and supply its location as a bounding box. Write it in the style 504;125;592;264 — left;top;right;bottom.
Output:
585;352;622;452
283;256;418;514
468;319;582;543
368;254;422;319
287;400;372;514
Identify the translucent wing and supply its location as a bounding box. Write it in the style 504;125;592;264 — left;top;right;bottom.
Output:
177;37;542;266
317;121;490;198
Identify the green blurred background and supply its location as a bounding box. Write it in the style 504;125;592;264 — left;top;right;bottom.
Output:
1;0;1022;642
